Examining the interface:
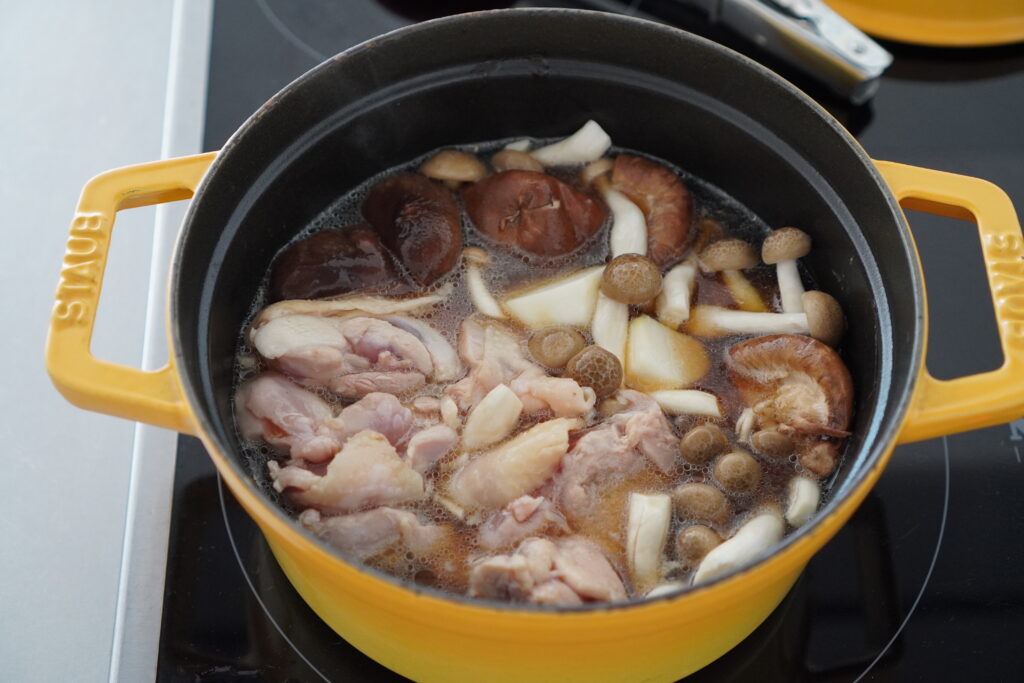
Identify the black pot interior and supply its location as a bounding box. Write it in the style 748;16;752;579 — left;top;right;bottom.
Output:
173;9;922;585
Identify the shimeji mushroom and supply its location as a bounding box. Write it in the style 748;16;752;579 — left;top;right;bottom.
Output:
490;149;544;173
420;149;488;187
462;248;506;319
591;291;630;363
655;258;698;329
762;227;811;313
462;384;524;450
700;238;767;312
599;182;649;258
735;407;757;444
626;492;673;592
685;290;845;346
530;120;612;166
785;476;820;527
692;508;784;585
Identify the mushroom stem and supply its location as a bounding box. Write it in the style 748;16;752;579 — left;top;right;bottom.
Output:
650;390;721;417
735;407;756;444
776;260;805;313
655;259;697;328
692;509;783;585
626;492;672;592
721;270;768;312
504;139;532;152
785;476;820;527
463;248;506;319
601;185;648;258
687;306;809;337
591;291;629;364
530;120;612;166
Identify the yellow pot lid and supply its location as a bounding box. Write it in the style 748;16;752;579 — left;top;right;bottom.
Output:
827;0;1024;47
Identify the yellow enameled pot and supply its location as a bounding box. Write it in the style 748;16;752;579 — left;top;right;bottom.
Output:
46;10;1024;682
828;0;1024;47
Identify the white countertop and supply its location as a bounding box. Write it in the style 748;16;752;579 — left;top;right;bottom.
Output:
0;2;210;680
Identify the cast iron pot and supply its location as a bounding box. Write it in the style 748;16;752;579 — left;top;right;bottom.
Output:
46;9;1024;682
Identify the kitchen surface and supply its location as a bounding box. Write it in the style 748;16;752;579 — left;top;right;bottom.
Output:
4;1;1023;681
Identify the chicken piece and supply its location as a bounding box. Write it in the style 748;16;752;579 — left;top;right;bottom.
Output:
299;507;450;561
468;536;626;605
252;314;434;398
446;318;595;417
269;430;424;513
477;495;570;550
235;372;343;463
553;390;677;520
447;418;576;511
405;424;458;474
330;391;413;448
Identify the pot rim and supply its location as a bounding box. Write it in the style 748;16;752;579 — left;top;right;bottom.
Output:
169;7;924;615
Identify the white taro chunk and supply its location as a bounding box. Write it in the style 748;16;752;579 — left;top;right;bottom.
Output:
501;266;604;329
692;510;784;585
649;390;721;417
530;120;612;166
626;492;673;592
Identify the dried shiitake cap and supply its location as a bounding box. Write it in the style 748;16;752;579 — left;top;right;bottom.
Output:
601;253;663;304
529;326;586;369
803;290;845;347
565;345;623;398
700;238;758;272
679;423;730;464
420;149;487;184
762;227;811;265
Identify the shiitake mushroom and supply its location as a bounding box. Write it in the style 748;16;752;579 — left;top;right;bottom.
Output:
462;171;606;257
269;224;405;302
362;173;462;286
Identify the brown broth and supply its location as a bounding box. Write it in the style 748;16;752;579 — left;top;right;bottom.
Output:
232;137;838;602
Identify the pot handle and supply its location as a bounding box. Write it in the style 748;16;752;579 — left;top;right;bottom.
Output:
45;153;217;435
875;160;1024;443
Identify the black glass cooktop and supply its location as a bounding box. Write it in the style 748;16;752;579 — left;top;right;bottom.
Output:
157;1;1024;680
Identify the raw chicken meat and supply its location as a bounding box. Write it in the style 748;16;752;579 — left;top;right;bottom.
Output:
405;424;458;474
554;390;677;519
235;372;343;462
446;318;595;416
252;314;442;398
236;374;413;463
446;418;576;511
299;508;450;561
468;536;626;605
477;495;570;550
331;391;414;448
269;430;424;512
